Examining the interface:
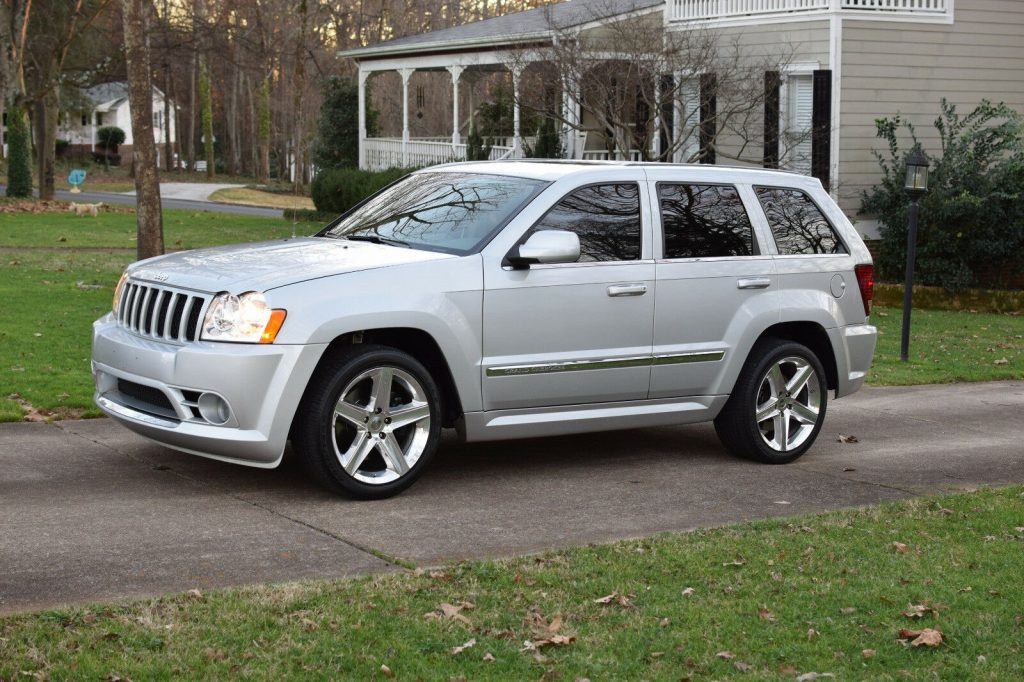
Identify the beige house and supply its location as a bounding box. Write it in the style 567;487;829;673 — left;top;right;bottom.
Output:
340;0;1024;237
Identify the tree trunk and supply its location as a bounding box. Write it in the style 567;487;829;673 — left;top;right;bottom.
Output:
0;97;5;161
291;0;308;193
164;66;172;171
122;0;164;261
257;75;270;183
34;83;58;201
199;59;214;179
227;62;239;175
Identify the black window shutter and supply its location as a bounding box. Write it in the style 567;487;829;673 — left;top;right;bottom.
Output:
699;73;717;164
659;74;674;160
763;71;780;169
811;70;831;190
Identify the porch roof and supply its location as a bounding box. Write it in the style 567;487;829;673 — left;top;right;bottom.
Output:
338;0;663;60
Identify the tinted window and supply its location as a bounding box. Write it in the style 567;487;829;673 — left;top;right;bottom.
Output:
658;184;755;259
755;187;847;255
322;172;545;255
531;184;641;262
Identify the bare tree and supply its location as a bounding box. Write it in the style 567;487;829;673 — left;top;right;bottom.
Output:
121;0;163;259
513;6;800;165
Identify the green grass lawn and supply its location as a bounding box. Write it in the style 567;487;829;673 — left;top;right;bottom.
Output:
1;209;1021;421
2;486;1022;679
0;209;320;421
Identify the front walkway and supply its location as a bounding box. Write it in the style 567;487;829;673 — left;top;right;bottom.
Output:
2;381;1021;614
121;182;246;202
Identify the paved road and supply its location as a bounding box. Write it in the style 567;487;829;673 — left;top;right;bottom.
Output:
58;189;285;218
2;381;1022;614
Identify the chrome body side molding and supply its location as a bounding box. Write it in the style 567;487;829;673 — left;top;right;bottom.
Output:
486;350;726;378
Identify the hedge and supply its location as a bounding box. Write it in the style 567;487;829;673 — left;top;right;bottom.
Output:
310;167;413;215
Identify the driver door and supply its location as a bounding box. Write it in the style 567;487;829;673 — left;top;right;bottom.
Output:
481;175;656;411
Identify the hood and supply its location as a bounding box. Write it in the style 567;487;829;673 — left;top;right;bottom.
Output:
127;237;455;293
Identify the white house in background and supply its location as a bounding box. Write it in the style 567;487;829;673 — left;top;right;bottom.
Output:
58;82;178;165
340;0;1024;237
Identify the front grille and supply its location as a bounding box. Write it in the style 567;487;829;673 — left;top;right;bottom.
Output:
115;379;179;421
117;281;210;343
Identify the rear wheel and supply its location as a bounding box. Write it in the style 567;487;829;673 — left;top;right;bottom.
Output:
294;345;442;499
714;338;828;464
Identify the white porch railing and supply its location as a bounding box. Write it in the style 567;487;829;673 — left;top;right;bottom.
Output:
668;0;948;22
363;137;524;171
581;149;645;161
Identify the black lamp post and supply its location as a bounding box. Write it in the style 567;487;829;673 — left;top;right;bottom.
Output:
900;145;929;362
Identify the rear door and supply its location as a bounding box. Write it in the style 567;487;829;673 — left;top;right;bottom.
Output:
645;170;779;398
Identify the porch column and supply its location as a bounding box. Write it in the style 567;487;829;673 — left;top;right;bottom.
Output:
562;80;581;159
446;65;464;152
511;65;522;158
357;68;369;170
398;68;414;167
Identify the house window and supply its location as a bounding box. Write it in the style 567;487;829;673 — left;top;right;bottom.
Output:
784;74;813;176
416;85;425;109
96;113;104;126
81;114;88;126
659;184;755;259
530;183;642;262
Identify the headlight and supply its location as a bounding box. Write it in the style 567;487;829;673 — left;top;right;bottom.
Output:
112;271;129;314
200;291;287;344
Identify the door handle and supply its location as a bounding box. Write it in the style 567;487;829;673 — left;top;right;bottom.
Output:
737;277;771;290
607;283;648;297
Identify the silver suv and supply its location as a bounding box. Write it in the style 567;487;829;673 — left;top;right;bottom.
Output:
93;161;877;499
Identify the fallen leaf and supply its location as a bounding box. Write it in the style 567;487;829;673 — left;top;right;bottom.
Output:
716;651;735;660
898;627;943;647
758;607;776;622
681;587;695;597
796;673;835;681
994;357;1009;366
427;603;472;626
840;607;856;615
380;664;394;677
837;434;859;443
723;559;746;567
903;603;940;619
186;589;203;600
862;649;876;659
892;542;909;553
734;661;753;672
593;592;633;608
483;652;495;662
450;638;476;655
807;628;819;640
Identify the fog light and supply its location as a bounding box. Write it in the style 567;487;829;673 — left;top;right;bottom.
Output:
197;392;231;425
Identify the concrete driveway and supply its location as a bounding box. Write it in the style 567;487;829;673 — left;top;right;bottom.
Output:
2;381;1022;614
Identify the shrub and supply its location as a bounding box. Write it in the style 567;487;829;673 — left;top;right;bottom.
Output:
465;129;492;161
861;100;1024;291
97;126;126;150
526;117;563;159
4;106;32;198
310;167;412;215
311;75;376;170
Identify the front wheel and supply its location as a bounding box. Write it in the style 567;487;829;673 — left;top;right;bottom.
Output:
714;338;828;464
293;345;442;499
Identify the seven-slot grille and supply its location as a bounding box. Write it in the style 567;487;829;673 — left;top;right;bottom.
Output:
117;281;210;343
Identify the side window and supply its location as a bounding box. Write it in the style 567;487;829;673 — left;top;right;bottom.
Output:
755;187;847;255
531;183;641;262
658;183;755;259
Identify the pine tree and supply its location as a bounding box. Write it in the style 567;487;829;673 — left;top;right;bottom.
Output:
4;105;32;198
311;75;373;170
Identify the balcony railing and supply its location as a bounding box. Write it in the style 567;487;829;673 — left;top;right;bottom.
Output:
361;137;527;172
668;0;949;22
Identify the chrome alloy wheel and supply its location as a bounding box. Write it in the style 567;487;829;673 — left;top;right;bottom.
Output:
332;366;431;485
755;355;822;452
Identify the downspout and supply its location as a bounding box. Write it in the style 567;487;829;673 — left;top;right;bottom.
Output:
829;3;842;200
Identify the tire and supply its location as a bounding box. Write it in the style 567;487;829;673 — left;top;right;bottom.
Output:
714;337;829;464
293;344;443;499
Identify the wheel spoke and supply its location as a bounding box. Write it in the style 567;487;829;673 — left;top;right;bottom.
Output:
341;432;375;475
767;363;786;397
774;412;790;451
377;433;409;475
790;401;819;425
335;399;369;428
388;401;430;429
370;367;394;412
786;363;814;397
756;401;780;424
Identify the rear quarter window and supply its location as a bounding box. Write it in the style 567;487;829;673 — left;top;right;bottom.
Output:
754;186;847;255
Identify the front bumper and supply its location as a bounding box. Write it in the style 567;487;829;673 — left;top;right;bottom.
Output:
92;313;326;467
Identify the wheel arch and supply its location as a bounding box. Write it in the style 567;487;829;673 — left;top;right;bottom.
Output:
304;327;465;428
753;321;839;391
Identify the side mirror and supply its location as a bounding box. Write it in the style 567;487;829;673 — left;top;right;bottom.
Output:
508;230;581;269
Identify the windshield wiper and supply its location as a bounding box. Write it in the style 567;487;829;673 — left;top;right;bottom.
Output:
344;234;411;248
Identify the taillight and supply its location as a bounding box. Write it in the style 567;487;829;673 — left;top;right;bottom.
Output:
854;264;874;317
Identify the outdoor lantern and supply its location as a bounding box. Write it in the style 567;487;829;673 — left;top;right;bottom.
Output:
899;144;930;362
904;145;929;199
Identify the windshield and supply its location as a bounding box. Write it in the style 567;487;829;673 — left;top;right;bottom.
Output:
320;172;546;255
